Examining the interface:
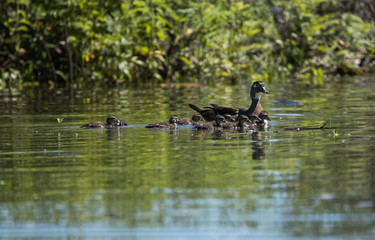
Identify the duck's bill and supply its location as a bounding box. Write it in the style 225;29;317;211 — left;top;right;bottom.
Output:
262;87;269;94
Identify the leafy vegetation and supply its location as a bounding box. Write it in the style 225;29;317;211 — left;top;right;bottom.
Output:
1;0;374;88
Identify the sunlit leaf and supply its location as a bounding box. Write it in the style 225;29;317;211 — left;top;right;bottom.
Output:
179;56;192;66
156;31;166;40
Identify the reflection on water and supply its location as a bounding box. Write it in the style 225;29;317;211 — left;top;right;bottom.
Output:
1;78;375;239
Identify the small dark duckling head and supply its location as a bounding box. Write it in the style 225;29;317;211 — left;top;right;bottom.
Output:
249;113;262;123
215;114;227;127
192;114;203;122
223;114;236;122
251;81;269;99
259;111;272;121
238;114;251;123
169;115;179;124
106;115;121;125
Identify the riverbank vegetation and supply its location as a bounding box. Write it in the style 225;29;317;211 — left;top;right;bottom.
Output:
1;0;374;88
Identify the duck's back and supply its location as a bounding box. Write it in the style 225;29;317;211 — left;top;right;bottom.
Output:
80;122;105;128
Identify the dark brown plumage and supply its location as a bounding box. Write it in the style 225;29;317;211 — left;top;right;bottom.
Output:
189;81;269;121
188;104;216;122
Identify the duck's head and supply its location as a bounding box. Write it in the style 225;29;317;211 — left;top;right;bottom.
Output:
259;111;272;121
107;115;121;125
249;113;262;123
215;114;227;126
223;114;236;122
192;114;203;122
238;115;251;124
169;115;179;124
250;81;269;99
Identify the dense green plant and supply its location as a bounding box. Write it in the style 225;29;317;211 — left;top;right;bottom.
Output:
274;0;375;83
0;0;374;89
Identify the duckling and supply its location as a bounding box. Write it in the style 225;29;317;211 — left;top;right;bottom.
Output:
255;111;272;130
117;119;128;126
145;115;179;129
237;114;260;131
223;114;236;122
222;114;251;129
235;115;254;132
248;114;262;126
238;114;252;128
194;114;226;130
220;114;236;129
177;114;203;125
80;115;125;128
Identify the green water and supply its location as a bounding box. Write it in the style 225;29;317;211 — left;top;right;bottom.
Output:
1;78;375;239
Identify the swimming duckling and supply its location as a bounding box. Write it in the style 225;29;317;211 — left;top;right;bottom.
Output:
80;115;126;128
145;115;179;129
254;111;271;131
220;114;236;129
221;114;251;129
194;114;226;130
223;114;236;122
177;114;203;125
117;119;127;126
256;111;272;126
238;114;252;128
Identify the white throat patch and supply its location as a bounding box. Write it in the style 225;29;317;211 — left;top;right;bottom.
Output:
254;93;262;100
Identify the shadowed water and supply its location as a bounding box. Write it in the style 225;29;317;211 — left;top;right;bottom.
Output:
0;77;375;239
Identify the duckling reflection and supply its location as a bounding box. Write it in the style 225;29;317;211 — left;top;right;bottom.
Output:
252;131;266;160
190;127;227;140
106;127;122;141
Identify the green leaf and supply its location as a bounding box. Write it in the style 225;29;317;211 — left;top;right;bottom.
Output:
179;56;192;66
156;31;166;40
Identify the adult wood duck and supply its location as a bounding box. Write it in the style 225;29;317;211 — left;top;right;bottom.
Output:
194;114;226;130
177;114;203;125
145;115;178;129
211;81;269;118
189;81;269;121
80;115;126;128
188;104;216;121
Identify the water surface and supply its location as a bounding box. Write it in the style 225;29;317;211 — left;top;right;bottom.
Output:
1;77;375;239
